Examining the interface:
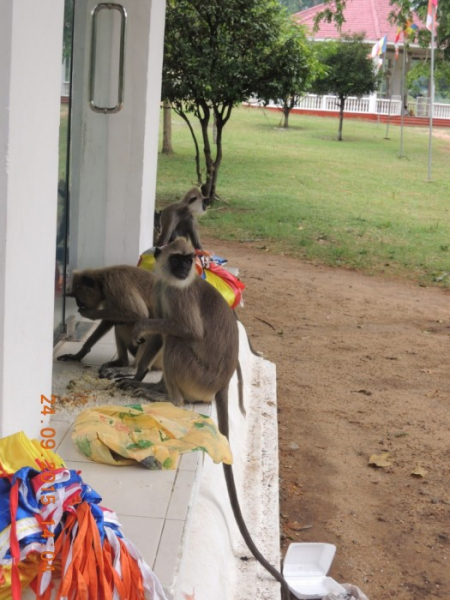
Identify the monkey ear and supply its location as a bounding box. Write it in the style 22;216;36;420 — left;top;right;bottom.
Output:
154;247;162;259
81;275;96;288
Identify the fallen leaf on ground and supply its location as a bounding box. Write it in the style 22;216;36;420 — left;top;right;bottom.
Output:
286;521;313;531
369;452;392;468
411;465;427;478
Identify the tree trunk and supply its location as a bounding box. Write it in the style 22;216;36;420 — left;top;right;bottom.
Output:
283;108;289;128
173;102;202;186
162;99;174;154
338;97;345;141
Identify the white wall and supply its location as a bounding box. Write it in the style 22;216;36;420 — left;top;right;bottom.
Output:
70;0;166;270
0;1;64;437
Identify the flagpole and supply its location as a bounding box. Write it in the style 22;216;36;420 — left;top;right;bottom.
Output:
385;52;398;139
378;43;388;127
399;36;407;158
427;12;436;181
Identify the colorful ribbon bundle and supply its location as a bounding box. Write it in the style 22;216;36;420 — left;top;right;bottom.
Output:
0;432;167;600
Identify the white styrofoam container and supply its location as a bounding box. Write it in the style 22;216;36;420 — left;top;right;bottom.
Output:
283;543;347;599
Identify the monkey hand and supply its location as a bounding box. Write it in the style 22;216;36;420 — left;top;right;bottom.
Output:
78;307;99;320
131;323;148;346
100;366;136;380
116;378;141;391
57;352;84;362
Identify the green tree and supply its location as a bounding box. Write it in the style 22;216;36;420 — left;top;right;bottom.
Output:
407;60;450;100
162;0;287;202
63;0;74;61
257;20;322;128
278;0;323;14
388;0;450;58
313;0;450;58
311;34;378;141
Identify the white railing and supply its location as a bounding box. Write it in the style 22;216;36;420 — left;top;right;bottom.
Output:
412;97;450;119
377;98;402;116
261;94;450;119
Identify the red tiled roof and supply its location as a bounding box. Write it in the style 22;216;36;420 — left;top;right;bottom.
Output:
294;0;424;44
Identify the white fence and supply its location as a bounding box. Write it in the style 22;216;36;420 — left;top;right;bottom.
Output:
263;94;450;119
61;81;70;97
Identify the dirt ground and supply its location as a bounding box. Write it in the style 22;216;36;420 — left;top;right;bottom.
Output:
203;234;450;600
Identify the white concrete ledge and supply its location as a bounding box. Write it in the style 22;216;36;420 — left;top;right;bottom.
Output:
22;321;281;600
172;323;282;600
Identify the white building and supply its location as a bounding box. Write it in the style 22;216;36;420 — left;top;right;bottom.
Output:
0;0;166;439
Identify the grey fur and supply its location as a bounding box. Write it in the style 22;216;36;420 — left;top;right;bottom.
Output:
116;239;290;597
57;265;155;371
155;187;206;249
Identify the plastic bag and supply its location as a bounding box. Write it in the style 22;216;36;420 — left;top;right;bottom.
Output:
138;247;245;308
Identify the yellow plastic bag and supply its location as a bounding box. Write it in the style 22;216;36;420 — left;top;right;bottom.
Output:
72;403;232;469
138;249;245;308
203;268;238;308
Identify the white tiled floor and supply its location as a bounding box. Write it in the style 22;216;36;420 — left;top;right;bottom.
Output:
48;323;206;597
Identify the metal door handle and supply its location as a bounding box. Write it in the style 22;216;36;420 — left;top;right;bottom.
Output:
89;3;127;114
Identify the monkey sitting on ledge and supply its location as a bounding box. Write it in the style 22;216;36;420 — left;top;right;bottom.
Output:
116;238;290;598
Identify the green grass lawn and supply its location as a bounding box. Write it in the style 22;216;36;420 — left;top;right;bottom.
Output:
157;106;450;286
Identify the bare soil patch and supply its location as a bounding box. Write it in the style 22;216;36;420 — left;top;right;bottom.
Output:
204;235;450;600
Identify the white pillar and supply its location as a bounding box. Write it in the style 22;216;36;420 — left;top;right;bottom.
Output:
0;1;64;437
369;92;378;114
70;0;166;270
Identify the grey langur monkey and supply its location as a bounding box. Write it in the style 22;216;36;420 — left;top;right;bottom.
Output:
57;266;155;372
117;238;291;599
155;187;207;250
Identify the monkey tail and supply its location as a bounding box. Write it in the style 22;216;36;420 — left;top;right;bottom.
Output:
233;311;263;357
236;361;246;417
216;389;291;599
222;463;291;599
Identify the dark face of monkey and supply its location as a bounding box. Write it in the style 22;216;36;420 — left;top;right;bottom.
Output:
168;252;195;280
154;241;196;287
68;273;103;310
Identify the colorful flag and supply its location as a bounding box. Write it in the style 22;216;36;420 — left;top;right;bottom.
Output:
394;27;402;60
371;35;387;59
426;0;438;32
374;57;384;74
404;20;419;38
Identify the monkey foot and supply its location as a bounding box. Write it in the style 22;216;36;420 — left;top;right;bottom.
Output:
99;365;136;380
57;353;83;362
116;378;143;391
117;379;168;401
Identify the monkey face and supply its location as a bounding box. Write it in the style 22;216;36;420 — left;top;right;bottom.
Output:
155;238;197;286
184;188;207;216
168;253;195;280
68;273;104;309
